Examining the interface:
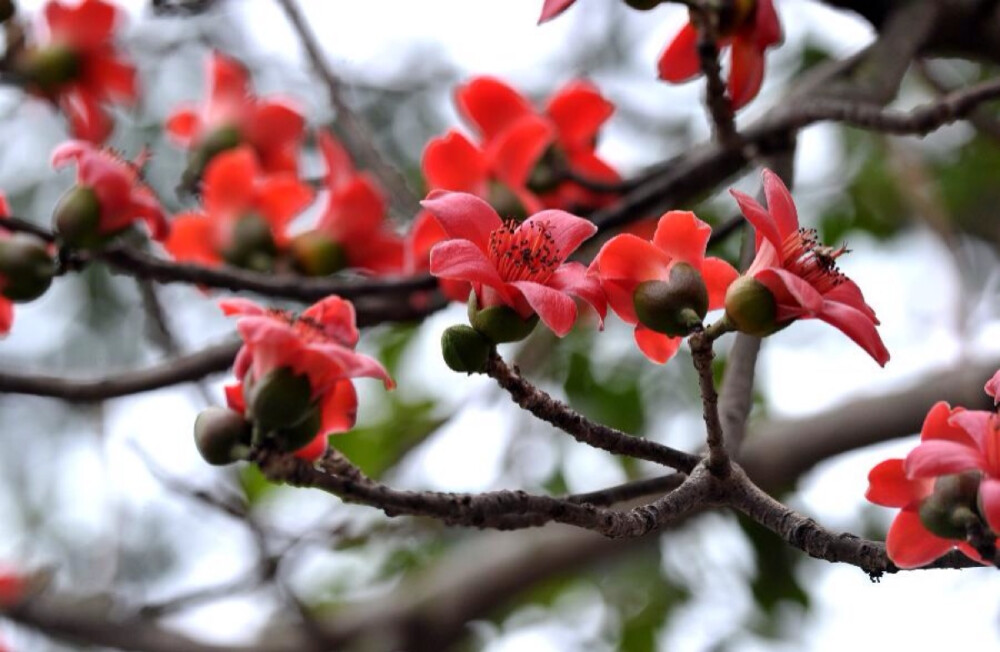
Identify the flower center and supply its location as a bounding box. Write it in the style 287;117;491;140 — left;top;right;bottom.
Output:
267;309;352;348
488;220;560;283
780;227;847;294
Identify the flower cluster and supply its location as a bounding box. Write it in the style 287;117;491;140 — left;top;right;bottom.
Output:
867;374;1000;568
539;0;782;110
193;296;394;465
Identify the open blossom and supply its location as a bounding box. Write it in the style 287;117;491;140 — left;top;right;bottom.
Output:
166;51;305;176
727;169;889;366
867;401;991;568
221;296;393;461
424;191;605;336
19;0;137;143
165;146;312;270
658;0;782;110
590;211;737;363
51;140;167;243
291;131;402;276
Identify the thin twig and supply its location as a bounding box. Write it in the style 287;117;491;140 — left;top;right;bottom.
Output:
689;4;740;146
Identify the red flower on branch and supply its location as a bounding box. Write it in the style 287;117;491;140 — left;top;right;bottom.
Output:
867;402;990;568
726;169;889;366
165;146;312;270
658;0;782;109
590;210;737;363
290;131;403;276
19;0;137;143
51;140;168;245
424;191;605;336
221;296;393;461
166;51;305;177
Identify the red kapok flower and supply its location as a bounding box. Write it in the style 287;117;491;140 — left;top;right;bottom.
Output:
658;0;782;110
165;146;313;270
590;210;737;363
221;296;393;461
424;191;605;337
20;0;137;143
726;169;889;366
867;402;989;568
51;140;167;245
166;51;305;177
291;131;402;276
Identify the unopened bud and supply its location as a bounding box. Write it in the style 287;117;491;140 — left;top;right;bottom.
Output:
632;263;708;337
723;275;780;337
441;324;491;373
247;367;313;434
0;235;54;302
290;231;347;276
16;45;80;93
222;213;277;271
194;406;252;465
53;185;102;249
918;471;982;539
468;292;538;343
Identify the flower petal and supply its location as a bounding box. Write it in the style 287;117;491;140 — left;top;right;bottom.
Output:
203;147;259;217
166;107;202;145
920;401;970;445
164;213;219;265
544;80;613;151
755;267;824;316
759;169;799;241
521;209;596;261
949;410;995;455
455;77;533;142
978;477;1000;534
318;174;384;243
421;191;502;251
592;233;672;284
422;130;488;194
652;210;711;266
320;379;359;435
886;509;955;569
701;257;739;310
548;262;606;325
866;458;929;508
429;239;508;296
730;188;782;249
301;296;359;348
634;325;682;364
753;0;784;48
219;298;266;317
487;113;555;187
904;440;984;479
509;280;578;336
816;298;890;366
728;37;766;110
658;22;702;83
318;130;355;189
986;369;1000;404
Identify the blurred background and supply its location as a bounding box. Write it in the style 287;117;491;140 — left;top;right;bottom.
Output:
1;0;1000;650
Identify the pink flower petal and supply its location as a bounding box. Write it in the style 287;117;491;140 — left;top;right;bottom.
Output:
886;508;955;569
651;210;711;266
986;369;1000;404
429;239;509;298
421;191;503;251
634;325;682;364
978;477;1000;535
920;401;971;445
816;299;890;367
592;234;672;285
730;188;782;249
548;262;606;325
759;169;799;241
904;440;984;479
521;209;596;261
866;458;929;508
544;80;613;151
755;267;824;315
509;280;578;336
701;257;739;310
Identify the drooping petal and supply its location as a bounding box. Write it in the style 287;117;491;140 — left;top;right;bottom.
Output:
651;211;711;266
824;279;878;323
509;280;578;336
904;440;984;479
759;169;799;240
730;188;781;248
455;77;533;142
866;459;928;508
816;299;890;366
538;0;577;23
429;239;509;296
208;51;251;110
224;382;245;413
421;191;503;251
886;509;955;570
544;80;614;151
634;325;682;364
60;88;113;144
657;22;702;83
521;209;596;261
422;130;488;194
728;37;766;111
293;434;328;463
701;257;739;310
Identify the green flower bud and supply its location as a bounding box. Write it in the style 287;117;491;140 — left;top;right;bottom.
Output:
194;406;252;465
53;185;104;249
723;275;780;337
17;45;80;94
181;125;243;190
289;231;347;276
441;324;492;374
632;263;708;337
0;235;55;302
918;471;982;539
468;292;538;344
247;367;313;434
222;213;277;271
275;402;322;452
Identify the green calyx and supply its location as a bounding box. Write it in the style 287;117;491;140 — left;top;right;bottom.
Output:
274;402;323;452
247;367;314;435
53;185;104;249
918;471;983;540
441;324;492;374
222;213;278;272
723;275;781;337
468;292;538;344
17;45;80;93
290;231;347;276
632;263;708;337
194;406;252;466
0;235;55;302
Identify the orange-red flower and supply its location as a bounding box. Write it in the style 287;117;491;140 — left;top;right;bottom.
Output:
165;146;312;270
20;0;137;143
424;191;605;336
221;296;393;461
658;0;782;110
867;402;990;569
590;210;737;363
291;131;403;275
727;169;889;366
166;51;305;175
51;140;167;242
